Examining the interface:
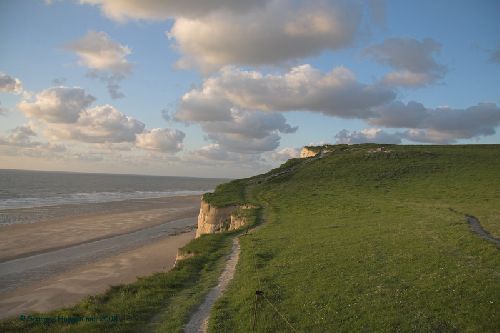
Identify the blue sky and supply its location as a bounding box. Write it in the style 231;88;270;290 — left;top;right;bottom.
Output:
0;0;499;177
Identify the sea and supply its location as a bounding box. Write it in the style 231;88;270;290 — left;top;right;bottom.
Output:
0;169;227;225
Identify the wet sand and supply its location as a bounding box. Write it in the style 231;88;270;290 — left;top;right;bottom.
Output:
0;231;195;319
0;195;200;262
0;195;201;319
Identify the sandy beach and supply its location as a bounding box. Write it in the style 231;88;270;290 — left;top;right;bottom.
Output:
0;195;201;319
0;195;200;262
0;231;195;319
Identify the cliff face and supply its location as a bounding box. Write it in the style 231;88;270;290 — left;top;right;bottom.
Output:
196;199;251;238
300;145;335;158
300;147;319;158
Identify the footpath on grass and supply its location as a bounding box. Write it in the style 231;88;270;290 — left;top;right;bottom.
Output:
185;237;241;333
466;215;500;245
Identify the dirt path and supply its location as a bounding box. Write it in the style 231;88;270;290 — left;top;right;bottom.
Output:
184;237;240;333
466;215;500;245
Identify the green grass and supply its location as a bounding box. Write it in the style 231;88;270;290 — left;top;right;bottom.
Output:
203;179;247;207
210;144;500;332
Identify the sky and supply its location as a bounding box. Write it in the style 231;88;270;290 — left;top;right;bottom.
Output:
0;0;499;178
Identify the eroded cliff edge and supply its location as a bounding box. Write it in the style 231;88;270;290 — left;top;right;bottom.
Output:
195;199;253;238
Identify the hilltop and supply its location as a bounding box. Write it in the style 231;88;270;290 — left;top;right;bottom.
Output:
205;144;499;332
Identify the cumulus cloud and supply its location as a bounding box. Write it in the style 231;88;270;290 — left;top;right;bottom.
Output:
368;101;428;128
184;107;296;154
65;31;132;98
18;87;96;123
47;104;145;143
80;0;267;22
176;65;395;120
364;38;446;87
268;147;300;161
0;125;38;147
65;31;132;73
369;101;500;142
168;0;361;71
174;64;397;154
208;131;282;154
189;144;230;161
201;109;297;139
337;102;500;144
136;128;185;153
0;72;23;94
15;86;189;153
335;128;403;144
0;125;66;155
79;1;365;71
335;128;458;145
183;144;267;170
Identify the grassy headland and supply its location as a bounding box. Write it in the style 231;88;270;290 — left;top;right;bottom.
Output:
209;144;499;332
1;144;499;332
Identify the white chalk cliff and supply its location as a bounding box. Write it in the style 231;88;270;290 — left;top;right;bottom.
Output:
195;199;252;238
300;147;319;158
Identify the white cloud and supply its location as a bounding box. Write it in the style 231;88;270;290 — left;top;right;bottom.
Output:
136;128;185;153
176;65;395;120
382;70;434;88
0;72;23;94
368;101;428;128
168;0;361;71
0;125;38;147
174;64;397;154
183;107;296;154
0;125;67;157
65;31;132;73
65;31;132;98
369;101;500;142
335;128;403;144
201;109;297;139
207;131;282;154
80;0;267;22
402;129;456;144
364;38;446;87
267;147;300;161
183;144;267;169
337;100;500;144
18;87;96;123
79;1;367;72
185;144;230;161
47;104;145;143
15;86;190;152
184;144;233;162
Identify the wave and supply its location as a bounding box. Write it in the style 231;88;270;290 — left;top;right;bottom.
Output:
0;190;209;210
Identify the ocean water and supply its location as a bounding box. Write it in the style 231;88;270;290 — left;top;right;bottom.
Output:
0;169;226;225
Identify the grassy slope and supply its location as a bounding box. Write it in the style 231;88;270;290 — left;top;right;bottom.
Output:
202;179;247;207
210;145;499;332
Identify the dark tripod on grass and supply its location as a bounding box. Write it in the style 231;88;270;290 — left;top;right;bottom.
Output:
251;290;264;331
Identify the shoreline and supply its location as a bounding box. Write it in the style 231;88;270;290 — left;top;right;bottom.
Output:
0;195;201;262
0;230;196;319
0;195;202;320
